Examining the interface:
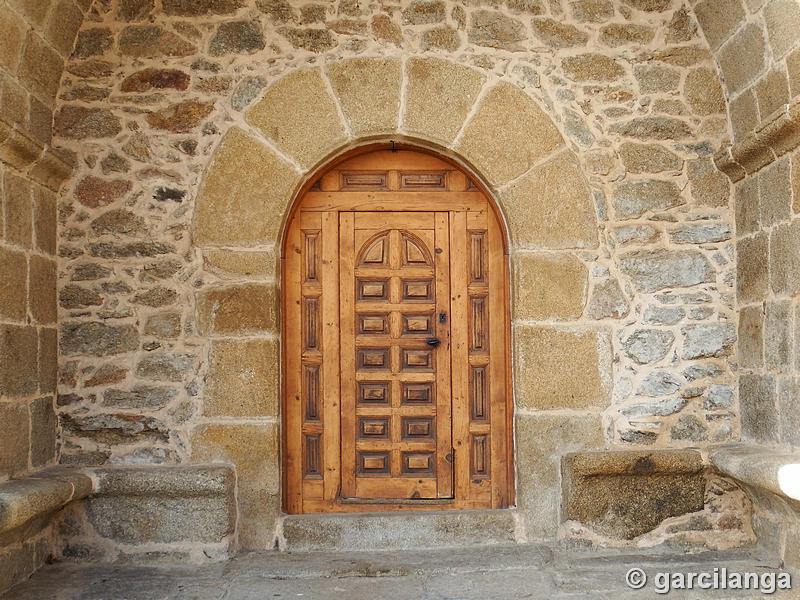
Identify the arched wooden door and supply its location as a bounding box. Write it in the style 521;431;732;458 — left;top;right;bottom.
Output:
282;147;513;513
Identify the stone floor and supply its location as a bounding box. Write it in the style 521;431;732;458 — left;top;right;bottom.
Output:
1;544;795;599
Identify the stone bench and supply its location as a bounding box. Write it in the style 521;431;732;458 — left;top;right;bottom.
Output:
710;444;800;568
0;464;237;594
0;467;93;593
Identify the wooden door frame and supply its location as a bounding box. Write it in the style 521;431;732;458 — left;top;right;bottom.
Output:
280;142;515;513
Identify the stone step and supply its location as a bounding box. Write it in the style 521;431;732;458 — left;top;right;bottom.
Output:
278;509;520;552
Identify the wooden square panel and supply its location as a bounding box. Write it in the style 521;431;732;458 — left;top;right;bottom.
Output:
402;348;432;370
357;348;389;370
359;452;390;475
359;314;389;335
358;279;389;301
402;452;435;475
401;382;433;404
402;279;433;301
402;417;434;440
402;313;433;336
358;382;389;404
359;417;389;440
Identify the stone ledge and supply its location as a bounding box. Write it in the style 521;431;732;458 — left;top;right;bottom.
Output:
714;98;800;182
0;467;93;538
90;465;235;498
562;450;705;540
0;117;75;192
710;444;800;504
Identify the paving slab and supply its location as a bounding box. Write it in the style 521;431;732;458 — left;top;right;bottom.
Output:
1;544;795;599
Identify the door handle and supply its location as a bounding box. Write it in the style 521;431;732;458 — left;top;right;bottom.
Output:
426;337;441;347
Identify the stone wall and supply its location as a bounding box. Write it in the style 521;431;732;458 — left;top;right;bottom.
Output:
0;0;83;482
48;0;742;548
0;0;87;589
691;0;800;570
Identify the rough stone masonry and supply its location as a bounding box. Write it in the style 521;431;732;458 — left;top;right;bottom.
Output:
39;0;741;550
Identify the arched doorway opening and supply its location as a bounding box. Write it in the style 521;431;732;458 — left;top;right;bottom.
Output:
281;144;514;513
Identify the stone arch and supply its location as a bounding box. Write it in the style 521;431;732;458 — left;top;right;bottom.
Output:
193;56;604;542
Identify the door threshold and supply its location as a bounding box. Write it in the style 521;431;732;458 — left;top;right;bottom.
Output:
339;497;454;505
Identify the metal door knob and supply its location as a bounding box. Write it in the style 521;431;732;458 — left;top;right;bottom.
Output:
426;337;441;347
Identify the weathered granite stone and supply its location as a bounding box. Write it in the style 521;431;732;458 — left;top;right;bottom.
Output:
619;250;714;293
132;287;177;308
666;7;696;43
621;397;687;419
624;329;674;364
683;363;724;382
621;0;671;10
209;21;265;55
404;58;486;144
121;69;190;92
90;209;145;237
600;23;653;47
195;129;298;245
739;374;778;443
694;0;744;50
328;58;401;135
258;0;296;22
197;284;278;335
671;415;708;441
738;304;764;369
103;386;177;410
248;69;346;167
637;371;681;397
402;0;445;24
562;53;623;81
500;152;596;248
467;10;527;51
60;322;139;357
279;27;337;52
191;424;280;549
119;26;196;58
765;300;792;373
59;285;103;309
681;323;736;359
85;364;128;388
18;30;64;100
0;401;30;477
619;142;682;173
717;24;766;95
73;28;113;59
421;26;461;51
457;83;563;185
87;466;235;545
231;76;267;111
144;313;181;339
644;306;684;325
770;219;800;296
778;377;800;446
66;59;114;78
118;0;154;21
705;384;734;410
162;0;244;16
0;246;26;320
514;252;587;320
610;116;692;140
563;450;705;540
29;255;57;325
760;157;792;227
737;233;769;303
371;15;402;45
670;224;731;244
586;278;629;319
515;326;610;409
89;242;175;259
570;0;613;22
688;159;730;207
55;107;121;139
764;0;800;58
146;101;214;133
612;179;682;219
685;67;725;116
531;18;588;47
135;354;194;382
206;339;279;417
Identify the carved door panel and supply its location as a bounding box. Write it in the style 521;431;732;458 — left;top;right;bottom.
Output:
339;212;453;500
282;147;513;514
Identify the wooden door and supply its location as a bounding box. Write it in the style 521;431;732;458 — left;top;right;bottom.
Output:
339;212;453;500
282;147;512;513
